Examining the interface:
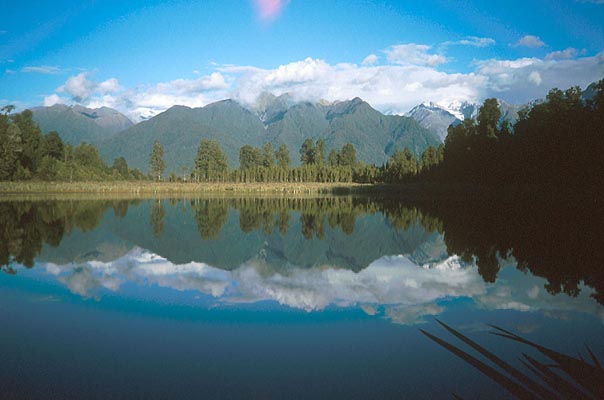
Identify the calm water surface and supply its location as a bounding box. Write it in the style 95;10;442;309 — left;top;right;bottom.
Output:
1;196;602;399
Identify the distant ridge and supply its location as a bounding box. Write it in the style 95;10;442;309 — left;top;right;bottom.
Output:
97;96;440;172
32;104;133;146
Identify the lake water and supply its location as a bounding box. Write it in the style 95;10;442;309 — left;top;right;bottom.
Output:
1;195;603;399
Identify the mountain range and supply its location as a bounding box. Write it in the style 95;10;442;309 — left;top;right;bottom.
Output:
32;83;597;173
96;95;440;172
33;96;442;172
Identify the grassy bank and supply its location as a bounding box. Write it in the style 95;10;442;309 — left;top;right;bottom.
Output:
0;181;372;196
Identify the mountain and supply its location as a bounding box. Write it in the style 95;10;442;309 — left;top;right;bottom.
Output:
406;103;459;142
32;104;133;146
407;100;523;142
98;96;440;172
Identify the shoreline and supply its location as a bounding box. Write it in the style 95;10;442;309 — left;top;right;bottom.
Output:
0;181;373;196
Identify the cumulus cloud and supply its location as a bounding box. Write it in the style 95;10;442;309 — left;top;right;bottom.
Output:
475;52;604;102
58;72;96;102
362;54;379;66
43;93;64;106
385;43;447;66
36;248;604;326
97;78;122;93
45;44;604;121
516;35;545;48
22;65;61;74
545;47;579;60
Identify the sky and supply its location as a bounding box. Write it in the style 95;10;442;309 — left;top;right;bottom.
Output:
1;0;604;121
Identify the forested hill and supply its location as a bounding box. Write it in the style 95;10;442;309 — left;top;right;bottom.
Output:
32;104;133;146
97;97;439;173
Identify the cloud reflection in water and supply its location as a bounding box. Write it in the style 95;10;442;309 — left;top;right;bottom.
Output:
42;247;603;325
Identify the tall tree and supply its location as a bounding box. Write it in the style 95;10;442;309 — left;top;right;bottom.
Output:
315;138;325;165
420;145;439;171
196;139;228;181
150;140;166;181
112;157;129;177
43;131;64;160
275;144;291;169
477;98;501;138
0;123;23;180
328;149;339;167
300;138;315;165
262;142;275;168
12;109;43;175
339;143;356;167
239;145;262;170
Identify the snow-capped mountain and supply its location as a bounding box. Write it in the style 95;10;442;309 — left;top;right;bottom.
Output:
407;100;523;142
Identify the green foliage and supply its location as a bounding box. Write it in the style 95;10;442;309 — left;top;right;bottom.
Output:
299;138;315;165
0;123;23;180
339;143;357;167
239;144;262;170
195;139;228;181
261;142;274;168
112;157;129;177
275;143;291;169
43;131;64;160
150;140;166;181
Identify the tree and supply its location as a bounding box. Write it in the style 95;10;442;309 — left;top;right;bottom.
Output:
328;149;339;167
239;145;262;170
150;140;166;181
315;138;325;165
12;109;43;175
339;143;356;167
300;138;315;165
420;145;439;171
0;123;23;180
262;142;274;168
43;131;64;160
196;139;228;181
112;157;129;177
477;98;501;138
275;144;290;169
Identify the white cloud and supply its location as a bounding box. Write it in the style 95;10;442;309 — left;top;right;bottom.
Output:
45;45;604;121
516;35;545;48
58;72;96;102
545;47;579;60
385;43;447;66
36;248;604;326
528;71;542;85
43;93;64;106
475;52;604;102
362;54;379;66
443;36;496;48
97;78;122;94
22;65;61;74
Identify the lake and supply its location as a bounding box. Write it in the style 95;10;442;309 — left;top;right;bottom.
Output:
1;195;603;399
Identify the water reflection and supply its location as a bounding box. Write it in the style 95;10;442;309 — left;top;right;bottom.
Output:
1;195;603;316
38;247;603;325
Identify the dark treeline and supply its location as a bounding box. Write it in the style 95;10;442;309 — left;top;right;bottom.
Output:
0;199;139;273
0;106;145;181
2;196;602;304
419;81;604;190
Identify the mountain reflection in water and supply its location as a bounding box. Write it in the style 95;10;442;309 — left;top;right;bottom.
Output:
1;195;603;324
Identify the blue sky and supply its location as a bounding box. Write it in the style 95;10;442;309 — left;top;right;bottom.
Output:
1;0;603;120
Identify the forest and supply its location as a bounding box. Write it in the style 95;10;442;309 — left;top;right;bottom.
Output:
1;80;603;190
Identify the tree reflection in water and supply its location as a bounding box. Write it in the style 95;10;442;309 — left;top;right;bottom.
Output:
1;193;602;304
